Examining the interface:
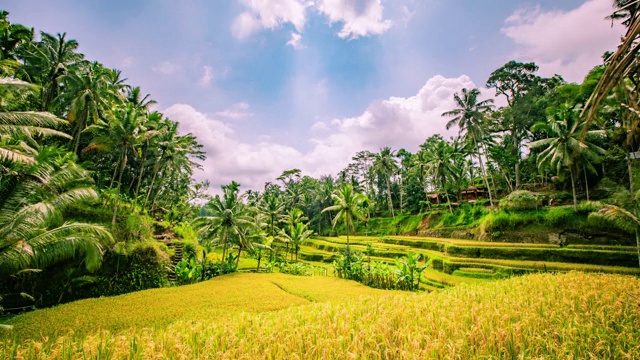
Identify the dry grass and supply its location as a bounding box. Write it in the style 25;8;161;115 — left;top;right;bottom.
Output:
2;272;639;359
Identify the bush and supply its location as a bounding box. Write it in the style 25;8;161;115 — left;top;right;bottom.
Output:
544;207;577;227
281;262;313;276
499;190;546;210
174;223;198;242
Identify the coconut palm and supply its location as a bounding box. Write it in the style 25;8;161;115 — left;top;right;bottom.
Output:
84;103;147;224
589;203;640;266
322;184;368;254
423;137;459;214
1;77;71;164
529;103;606;210
0;11;32;62
20;32;83;111
57;61;119;154
373;147;399;218
0;148;112;277
278;221;313;261
442;87;495;207
259;194;285;237
195;181;256;268
583;0;640;125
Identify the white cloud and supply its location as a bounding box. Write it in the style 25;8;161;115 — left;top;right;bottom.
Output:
164;75;482;191
501;0;624;82
199;65;214;86
164;103;303;191
151;61;180;75
231;0;392;42
317;0;393;39
231;0;308;40
215;102;254;120
287;32;304;49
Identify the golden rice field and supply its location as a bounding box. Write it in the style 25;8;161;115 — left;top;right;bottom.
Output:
2;272;640;359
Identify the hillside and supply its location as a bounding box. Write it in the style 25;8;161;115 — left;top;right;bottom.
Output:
2;272;640;359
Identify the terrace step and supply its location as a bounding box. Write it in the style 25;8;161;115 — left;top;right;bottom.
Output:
167;243;184;281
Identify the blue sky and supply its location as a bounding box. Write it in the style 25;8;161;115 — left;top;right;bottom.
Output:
5;0;625;191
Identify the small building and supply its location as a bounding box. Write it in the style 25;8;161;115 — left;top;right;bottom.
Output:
460;186;486;201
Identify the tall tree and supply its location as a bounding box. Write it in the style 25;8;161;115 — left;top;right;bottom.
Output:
20;32;83;111
57;61;118;154
84;103;147;224
442;87;495;208
322;184;368;254
486;61;557;188
195;181;256;268
529;104;606;210
373;147;398;218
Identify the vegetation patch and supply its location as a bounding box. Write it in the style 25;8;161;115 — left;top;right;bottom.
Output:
3;272;640;359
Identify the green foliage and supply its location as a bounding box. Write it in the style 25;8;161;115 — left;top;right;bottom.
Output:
280;262;313;276
499;190;546;210
173;222;198;243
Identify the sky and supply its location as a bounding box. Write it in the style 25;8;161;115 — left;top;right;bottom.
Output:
4;0;626;192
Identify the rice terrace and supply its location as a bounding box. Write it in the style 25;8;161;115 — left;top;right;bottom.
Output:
2;0;640;359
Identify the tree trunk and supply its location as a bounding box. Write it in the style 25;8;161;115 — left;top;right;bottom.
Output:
256;249;262;271
385;175;394;218
235;246;242;270
583;165;590;201
112;149;128;225
514;130;521;189
475;139;495;209
444;185;453;214
569;165;578;211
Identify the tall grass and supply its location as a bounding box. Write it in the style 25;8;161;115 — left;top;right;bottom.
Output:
3;272;639;359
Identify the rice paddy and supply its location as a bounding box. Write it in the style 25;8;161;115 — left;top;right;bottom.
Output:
2;271;640;359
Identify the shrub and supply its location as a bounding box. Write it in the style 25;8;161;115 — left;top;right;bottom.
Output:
281;262;313;276
499;190;546;210
174;223;198;242
544;206;577;227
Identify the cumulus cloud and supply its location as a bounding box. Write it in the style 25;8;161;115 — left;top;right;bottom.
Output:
231;0;392;42
501;0;624;82
317;0;392;39
164;103;303;191
151;61;180;75
231;0;308;40
164;75;481;192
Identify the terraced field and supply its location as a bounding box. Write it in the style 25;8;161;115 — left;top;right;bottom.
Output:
299;235;640;287
3;272;640;359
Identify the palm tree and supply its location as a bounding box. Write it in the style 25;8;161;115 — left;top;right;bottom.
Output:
322;184;368;254
1;77;71;164
442;87;495;207
278;221;313;261
57;61;118;154
20;32;83;111
0;11;32;63
0;149;112;277
423;137;459;214
529;103;606;210
259;194;285;238
589;204;640;266
84;103;147;224
583;0;640;125
126;86;156;112
195;181;256;269
373;147;398;218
